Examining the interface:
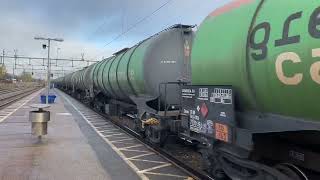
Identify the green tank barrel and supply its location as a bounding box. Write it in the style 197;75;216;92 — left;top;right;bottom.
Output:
82;63;96;90
191;0;320;121
92;25;194;105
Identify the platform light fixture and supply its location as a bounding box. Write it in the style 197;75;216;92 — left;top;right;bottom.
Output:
34;36;64;104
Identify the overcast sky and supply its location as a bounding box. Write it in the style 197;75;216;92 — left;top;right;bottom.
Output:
0;0;230;78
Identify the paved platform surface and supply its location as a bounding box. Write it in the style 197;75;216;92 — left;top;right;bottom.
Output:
0;89;116;180
0;89;192;180
59;90;191;180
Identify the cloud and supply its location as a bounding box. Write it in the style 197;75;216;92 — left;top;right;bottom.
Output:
0;0;231;77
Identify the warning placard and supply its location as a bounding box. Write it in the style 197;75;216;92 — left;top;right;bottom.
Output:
181;85;235;142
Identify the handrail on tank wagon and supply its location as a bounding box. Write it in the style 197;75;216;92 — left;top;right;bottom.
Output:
157;81;188;117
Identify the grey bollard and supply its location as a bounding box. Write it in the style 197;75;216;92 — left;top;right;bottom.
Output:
29;104;50;138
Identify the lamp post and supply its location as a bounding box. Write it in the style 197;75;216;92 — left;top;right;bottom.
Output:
34;37;63;104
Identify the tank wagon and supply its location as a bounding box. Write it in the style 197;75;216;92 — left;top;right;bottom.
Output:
91;25;193;107
63;72;74;90
57;24;194;141
55;1;320;179
180;0;320;179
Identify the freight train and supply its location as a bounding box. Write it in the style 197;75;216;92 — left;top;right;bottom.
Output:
54;1;320;179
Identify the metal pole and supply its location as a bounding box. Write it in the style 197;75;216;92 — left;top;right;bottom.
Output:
13;50;17;80
46;40;51;104
14;50;17;66
1;50;4;64
2;50;5;65
56;48;60;66
1;50;3;64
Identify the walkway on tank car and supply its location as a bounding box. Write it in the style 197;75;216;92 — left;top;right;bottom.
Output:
0;88;192;180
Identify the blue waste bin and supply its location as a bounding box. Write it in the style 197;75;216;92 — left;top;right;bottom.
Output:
40;95;56;104
40;95;46;104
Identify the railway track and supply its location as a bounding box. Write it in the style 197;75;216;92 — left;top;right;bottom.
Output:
59;90;214;180
0;87;42;109
101;117;214;180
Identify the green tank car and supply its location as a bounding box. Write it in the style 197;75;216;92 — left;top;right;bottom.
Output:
53;2;320;178
191;0;320;122
187;1;320;179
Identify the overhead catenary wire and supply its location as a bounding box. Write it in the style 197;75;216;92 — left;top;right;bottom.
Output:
0;52;91;79
92;0;174;59
103;0;173;47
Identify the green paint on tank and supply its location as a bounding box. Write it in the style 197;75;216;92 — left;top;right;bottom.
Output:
95;39;152;99
82;63;96;90
128;41;151;95
191;0;320;122
102;57;115;96
117;47;137;96
191;1;260;110
108;54;123;98
92;60;103;89
97;57;112;94
95;61;103;90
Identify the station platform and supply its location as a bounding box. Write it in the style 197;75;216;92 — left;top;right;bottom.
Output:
0;89;191;180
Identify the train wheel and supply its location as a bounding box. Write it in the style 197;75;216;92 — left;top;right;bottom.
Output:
274;163;308;180
145;126;159;144
145;126;168;147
